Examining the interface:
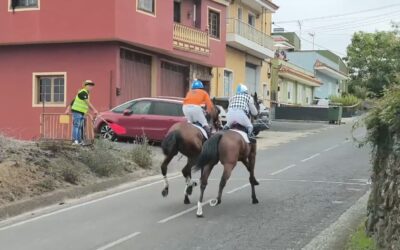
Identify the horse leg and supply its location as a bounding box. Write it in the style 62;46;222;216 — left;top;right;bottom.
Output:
161;154;174;197
212;165;233;206
197;164;212;218
182;157;196;204
245;144;259;204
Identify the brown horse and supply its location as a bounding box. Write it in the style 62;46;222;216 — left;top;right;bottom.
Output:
160;106;220;204
194;94;260;217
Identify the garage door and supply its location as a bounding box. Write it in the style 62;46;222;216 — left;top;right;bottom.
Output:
245;63;257;95
160;61;188;97
120;49;152;103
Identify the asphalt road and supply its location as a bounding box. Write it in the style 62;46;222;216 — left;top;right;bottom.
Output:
0;119;371;250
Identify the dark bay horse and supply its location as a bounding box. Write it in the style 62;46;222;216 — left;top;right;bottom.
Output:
160;106;220;204
194;94;260;217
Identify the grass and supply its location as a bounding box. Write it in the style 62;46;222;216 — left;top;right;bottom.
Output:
330;94;360;106
346;223;377;250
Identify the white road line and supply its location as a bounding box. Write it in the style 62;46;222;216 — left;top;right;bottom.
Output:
301;153;320;162
346;188;362;192
226;183;250;194
158;199;212;224
323;144;339;152
96;232;141;250
269;164;296;176
342;140;350;144
258;178;370;186
0;174;181;231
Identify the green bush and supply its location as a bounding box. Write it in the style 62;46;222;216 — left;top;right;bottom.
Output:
330;94;360;106
130;137;152;169
79;140;124;177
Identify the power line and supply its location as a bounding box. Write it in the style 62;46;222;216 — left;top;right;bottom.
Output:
274;3;400;24
300;10;400;31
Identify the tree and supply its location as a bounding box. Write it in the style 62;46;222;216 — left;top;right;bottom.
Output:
345;27;400;97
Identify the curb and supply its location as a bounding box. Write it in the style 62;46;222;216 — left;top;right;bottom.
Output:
0;171;180;221
302;190;370;250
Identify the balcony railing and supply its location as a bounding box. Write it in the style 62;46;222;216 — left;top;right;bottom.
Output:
226;18;274;50
173;23;210;54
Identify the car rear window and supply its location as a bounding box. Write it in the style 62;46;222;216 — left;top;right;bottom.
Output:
112;101;134;113
151;101;183;117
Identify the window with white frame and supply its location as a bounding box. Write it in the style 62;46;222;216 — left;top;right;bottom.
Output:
208;9;220;39
248;13;256;26
10;0;38;10
137;0;155;14
223;70;233;97
33;74;65;105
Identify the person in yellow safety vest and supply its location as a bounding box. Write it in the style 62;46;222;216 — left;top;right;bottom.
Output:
65;80;98;145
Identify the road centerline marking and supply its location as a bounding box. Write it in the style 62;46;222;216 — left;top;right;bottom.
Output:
226;183;250;194
301;153;320;162
158;199;212;224
269;164;297;176
323;144;339;152
0;174;182;231
96;232;141;250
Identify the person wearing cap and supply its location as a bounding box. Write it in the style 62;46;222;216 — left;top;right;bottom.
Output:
225;83;258;143
65;80;98;145
182;79;214;137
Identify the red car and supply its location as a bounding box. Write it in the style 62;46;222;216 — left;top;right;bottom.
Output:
94;97;186;141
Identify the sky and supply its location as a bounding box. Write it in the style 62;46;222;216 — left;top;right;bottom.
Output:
272;0;400;57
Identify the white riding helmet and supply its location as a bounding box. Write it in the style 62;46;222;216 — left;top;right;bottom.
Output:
236;84;248;94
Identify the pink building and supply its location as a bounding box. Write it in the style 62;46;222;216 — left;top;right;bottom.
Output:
0;0;228;139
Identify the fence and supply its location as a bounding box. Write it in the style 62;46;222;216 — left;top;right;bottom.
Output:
40;113;95;142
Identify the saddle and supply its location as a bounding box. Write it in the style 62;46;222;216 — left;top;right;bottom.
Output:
225;123;255;144
190;122;209;139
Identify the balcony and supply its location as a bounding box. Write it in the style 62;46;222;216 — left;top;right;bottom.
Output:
226;18;274;59
173;23;210;55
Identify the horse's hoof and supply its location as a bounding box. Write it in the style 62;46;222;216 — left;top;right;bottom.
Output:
254;180;260;186
210;199;219;207
184;197;190;204
196;214;204;218
186;185;193;196
161;188;169;197
252;198;259;204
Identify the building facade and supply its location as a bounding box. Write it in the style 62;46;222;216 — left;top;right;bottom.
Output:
286;51;348;99
211;0;278;103
0;0;228;139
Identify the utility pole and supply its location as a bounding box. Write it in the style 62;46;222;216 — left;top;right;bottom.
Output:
309;32;315;50
298;20;302;38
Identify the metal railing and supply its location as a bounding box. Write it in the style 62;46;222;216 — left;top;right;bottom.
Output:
226;18;274;50
173;23;209;49
40;113;95;142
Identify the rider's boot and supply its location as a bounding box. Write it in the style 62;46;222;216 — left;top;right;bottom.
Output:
247;127;257;144
203;125;211;138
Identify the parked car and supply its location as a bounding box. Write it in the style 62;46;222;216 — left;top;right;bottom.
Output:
94;97;186;141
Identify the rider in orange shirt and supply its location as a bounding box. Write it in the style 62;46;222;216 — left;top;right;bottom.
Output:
182;80;213;137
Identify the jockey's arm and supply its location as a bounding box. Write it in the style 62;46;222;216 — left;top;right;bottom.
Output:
248;97;258;117
203;91;214;113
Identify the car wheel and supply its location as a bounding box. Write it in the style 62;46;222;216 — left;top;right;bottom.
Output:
99;123;117;141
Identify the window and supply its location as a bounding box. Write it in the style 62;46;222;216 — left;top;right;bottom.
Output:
173;1;181;23
151;102;183;117
10;0;38;11
223;70;233;97
248;13;256;26
208;10;220;39
33;74;66;106
137;0;155;14
131;101;152;114
112;101;135;113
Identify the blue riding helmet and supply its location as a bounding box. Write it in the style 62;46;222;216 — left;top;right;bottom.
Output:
236;84;248;94
191;80;204;89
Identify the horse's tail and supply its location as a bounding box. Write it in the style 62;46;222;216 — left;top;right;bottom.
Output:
161;130;181;156
193;133;223;172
